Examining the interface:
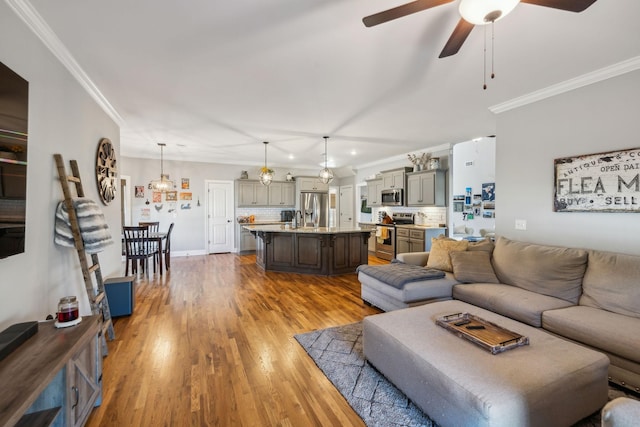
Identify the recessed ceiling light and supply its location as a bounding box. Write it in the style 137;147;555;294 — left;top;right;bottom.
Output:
351;150;357;155
288;154;294;160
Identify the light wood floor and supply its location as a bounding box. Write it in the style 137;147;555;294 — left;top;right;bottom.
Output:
87;253;387;426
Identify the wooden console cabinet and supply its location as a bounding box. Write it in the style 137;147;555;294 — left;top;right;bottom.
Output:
0;316;101;427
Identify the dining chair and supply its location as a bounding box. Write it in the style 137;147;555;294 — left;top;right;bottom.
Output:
139;221;161;270
163;223;175;270
123;225;156;275
138;221;159;233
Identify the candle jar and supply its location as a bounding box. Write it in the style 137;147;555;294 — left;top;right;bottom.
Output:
57;296;79;323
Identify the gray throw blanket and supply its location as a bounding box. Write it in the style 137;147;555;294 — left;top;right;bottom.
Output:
54;198;113;254
356;262;445;289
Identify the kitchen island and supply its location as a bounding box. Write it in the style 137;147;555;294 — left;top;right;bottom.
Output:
244;225;372;276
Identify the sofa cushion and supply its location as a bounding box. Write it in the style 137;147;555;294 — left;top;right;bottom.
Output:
453;283;574;327
450;251;499;284
543;305;640;364
579;250;640;319
358;271;459;304
426;237;468;272
467;239;495;253
491;237;587;304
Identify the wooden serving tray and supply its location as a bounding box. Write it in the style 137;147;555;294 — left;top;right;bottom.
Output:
436;312;529;355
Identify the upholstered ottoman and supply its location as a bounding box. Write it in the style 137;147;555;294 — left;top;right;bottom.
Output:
363;300;609;427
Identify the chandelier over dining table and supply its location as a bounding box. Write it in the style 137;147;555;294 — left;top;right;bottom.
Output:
149;143;175;192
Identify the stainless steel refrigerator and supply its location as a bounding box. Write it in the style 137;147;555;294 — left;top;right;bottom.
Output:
300;192;329;228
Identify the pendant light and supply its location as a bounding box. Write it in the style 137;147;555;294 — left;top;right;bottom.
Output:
318;136;334;184
259;141;274;186
149;143;175;192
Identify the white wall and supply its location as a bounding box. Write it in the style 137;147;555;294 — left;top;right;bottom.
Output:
0;3;121;330
450;137;496;236
121;156;320;253
496;69;640;255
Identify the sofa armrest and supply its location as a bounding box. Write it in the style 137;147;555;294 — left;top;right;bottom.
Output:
396;252;429;267
601;397;640;427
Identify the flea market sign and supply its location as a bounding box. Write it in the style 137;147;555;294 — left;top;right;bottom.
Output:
554;147;640;212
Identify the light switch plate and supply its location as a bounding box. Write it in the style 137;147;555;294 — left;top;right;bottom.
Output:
515;219;527;230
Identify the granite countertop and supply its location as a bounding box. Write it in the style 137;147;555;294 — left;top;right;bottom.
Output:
395;224;447;229
238;220;289;225
243;224;372;234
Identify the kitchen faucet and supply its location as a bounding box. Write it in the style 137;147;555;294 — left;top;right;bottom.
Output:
292;210;302;229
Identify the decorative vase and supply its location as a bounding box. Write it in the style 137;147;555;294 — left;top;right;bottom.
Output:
428;158;440;170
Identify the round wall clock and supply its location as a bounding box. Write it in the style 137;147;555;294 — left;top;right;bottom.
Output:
96;137;117;205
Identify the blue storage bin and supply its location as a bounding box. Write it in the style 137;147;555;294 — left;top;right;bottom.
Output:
104;275;135;317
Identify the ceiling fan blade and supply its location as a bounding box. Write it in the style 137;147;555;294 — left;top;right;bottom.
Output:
363;0;454;27
520;0;597;13
439;19;475;58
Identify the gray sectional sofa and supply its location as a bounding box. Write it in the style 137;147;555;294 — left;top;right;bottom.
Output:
358;236;640;394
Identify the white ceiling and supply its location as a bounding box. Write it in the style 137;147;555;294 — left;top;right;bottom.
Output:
25;0;640;173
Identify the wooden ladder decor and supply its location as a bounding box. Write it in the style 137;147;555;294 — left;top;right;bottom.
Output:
54;154;115;354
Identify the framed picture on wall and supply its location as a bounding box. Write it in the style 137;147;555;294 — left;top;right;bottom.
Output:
166;191;177;201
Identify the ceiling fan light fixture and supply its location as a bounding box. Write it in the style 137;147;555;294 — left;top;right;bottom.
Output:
458;0;520;25
149;143;176;192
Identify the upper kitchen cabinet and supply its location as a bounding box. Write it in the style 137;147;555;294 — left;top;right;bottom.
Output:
406;169;447;207
366;178;384;207
297;177;329;192
268;182;295;206
381;167;412;190
237;180;269;206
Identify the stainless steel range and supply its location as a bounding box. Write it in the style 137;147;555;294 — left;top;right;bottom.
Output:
375;212;414;261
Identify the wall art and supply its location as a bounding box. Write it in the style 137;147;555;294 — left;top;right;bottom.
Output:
554;147;640;212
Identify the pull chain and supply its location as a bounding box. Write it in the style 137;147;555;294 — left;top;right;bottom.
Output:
491;21;495;81
483;22;497;90
483;25;487;90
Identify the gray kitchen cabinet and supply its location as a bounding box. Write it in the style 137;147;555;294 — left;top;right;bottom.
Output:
297;177;329;192
381;167;411;190
396;226;447;254
237;180;269;206
238;224;257;253
268;182;295;206
366;178;384;207
406;170;446;206
396;227;423;255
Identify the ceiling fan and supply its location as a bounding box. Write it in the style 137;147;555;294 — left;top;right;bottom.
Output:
363;0;598;58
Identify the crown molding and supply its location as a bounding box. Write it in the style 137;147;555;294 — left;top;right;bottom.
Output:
357;143;451;170
5;0;124;126
490;56;640;115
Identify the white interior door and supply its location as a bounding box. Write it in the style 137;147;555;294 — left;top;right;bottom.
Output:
206;181;234;253
339;185;354;228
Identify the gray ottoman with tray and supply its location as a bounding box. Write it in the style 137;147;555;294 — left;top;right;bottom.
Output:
363;300;609;427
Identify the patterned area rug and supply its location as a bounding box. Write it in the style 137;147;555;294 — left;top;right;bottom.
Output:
294;321;634;427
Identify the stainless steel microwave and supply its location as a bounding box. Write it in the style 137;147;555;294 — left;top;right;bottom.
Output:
381;188;403;206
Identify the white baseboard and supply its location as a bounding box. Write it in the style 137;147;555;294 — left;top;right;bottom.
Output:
171;250;207;257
